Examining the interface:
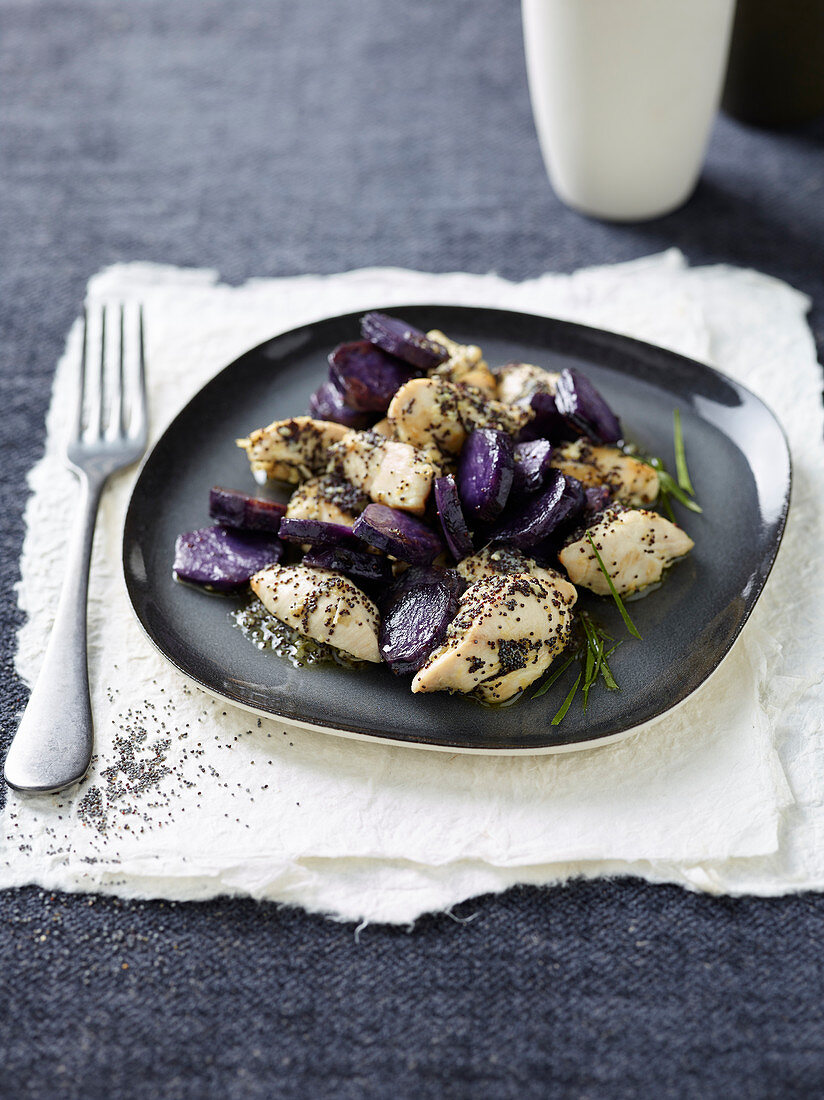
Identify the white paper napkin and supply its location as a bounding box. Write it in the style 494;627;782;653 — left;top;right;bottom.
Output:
4;251;822;925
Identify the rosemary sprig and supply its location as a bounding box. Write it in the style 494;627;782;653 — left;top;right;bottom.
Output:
586;531;642;640
673;408;695;495
536;611;622;722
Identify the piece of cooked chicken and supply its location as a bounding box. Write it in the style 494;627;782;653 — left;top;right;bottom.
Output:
250;564;381;662
426;329;498;395
237;417;349;484
495;362;559;406
551;439;658;506
387;376;531;462
457;546;578;608
558;508;694;597
285;474;370;526
326;429;436;515
411;572;572;703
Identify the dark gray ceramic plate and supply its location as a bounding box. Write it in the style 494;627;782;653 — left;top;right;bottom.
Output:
123;306;790;754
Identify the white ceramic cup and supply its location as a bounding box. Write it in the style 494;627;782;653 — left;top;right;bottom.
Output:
522;0;736;221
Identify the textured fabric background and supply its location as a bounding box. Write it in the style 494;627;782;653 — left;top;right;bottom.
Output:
2;2;823;1097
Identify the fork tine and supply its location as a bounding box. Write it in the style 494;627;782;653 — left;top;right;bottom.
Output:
74;307;88;440
130;304;148;444
87;305;106;440
117;303;126;437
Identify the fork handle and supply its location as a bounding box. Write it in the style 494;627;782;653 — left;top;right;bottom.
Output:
5;471;105;793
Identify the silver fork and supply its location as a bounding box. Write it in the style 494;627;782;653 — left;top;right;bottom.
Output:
4;304;148;794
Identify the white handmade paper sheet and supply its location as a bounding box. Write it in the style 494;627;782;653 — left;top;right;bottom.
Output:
5;252;822;924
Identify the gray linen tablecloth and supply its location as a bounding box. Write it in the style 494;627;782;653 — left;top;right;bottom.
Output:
2;2;823;1096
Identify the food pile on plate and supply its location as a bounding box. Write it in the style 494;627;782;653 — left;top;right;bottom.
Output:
174;313;694;705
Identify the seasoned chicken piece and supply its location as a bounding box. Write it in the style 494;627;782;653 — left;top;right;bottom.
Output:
426;329;498;395
495;362;559;406
559;508;694;597
411;573;572;703
457;546;577;608
551;440;658;506
237;417;348;485
387;376;531;462
371;417;395;439
250;564;381;662
285;475;370;526
327;429;435;515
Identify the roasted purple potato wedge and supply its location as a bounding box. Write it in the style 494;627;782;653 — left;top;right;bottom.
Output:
583;484;613;519
209;487;287;533
434;475;474;561
302;545;393;584
554;368;622;444
278;517;360;549
517;391;577;444
360;312;449;371
379;576;464;675
328;340;418;413
511;439;553;498
174;526;283;591
378;564;466;615
353;503;443;565
489;472;586;549
308;378;374;428
457;428;515;522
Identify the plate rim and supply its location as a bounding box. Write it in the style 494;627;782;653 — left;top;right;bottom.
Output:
122;302;792;755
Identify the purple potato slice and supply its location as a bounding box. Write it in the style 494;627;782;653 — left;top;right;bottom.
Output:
434;475;474;561
308;378;374;428
360;312;449;371
173;526;283;592
517;391;578;444
489;472;586;549
353;503;443;565
278;517;360;549
378;564;467;616
379;577;464;675
328;340;419;413
554;368;622;444
457;428;515;522
583;484;613;519
209;487;287;533
511;439;553;498
302;545;393;584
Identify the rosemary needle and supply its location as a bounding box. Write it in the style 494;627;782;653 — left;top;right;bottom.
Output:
586;531;642;640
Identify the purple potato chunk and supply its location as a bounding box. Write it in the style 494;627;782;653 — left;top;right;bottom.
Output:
353;504;443;565
511;440;553;498
457;428;514;522
379;577;464;675
583;484;613;519
209;487;286;534
434;475;474;561
517;391;577;444
360;312;449;371
489;472;585;549
554;368;622;444
278;517;360;549
308;378;374;428
328;340;419;413
302;546;393;584
173;526;283;592
378;564;466;616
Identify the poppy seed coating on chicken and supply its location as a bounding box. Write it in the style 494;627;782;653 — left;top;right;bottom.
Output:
388;376;532;464
237;417;349;484
457;546;578;608
326;429;435;515
250;564;381;662
559;508;694;597
495;362;560;406
551;439;658;506
285;474;370;526
411;573;573;703
425;329;498;395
